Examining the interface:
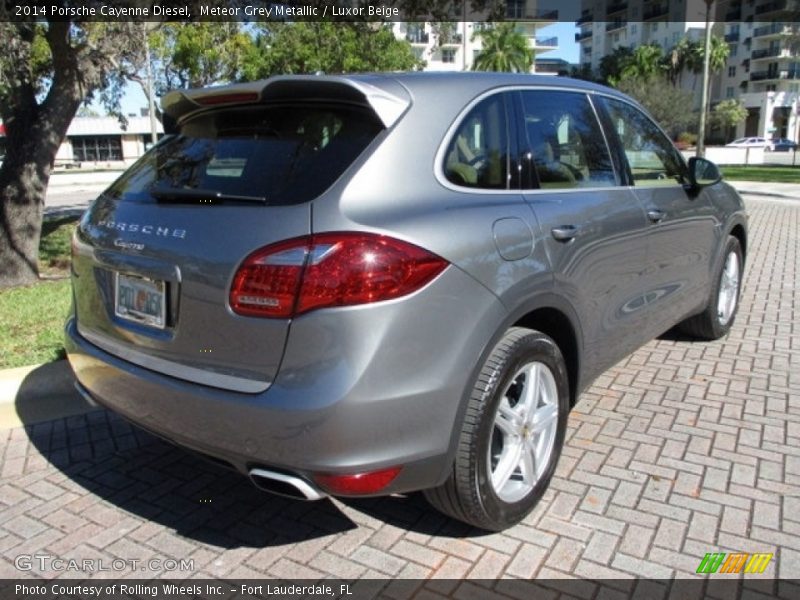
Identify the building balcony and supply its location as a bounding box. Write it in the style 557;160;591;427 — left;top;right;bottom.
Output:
751;69;800;81
753;23;792;38
754;0;791;16
440;34;463;46
575;30;593;42
643;4;668;20
576;11;592;24
606;21;627;32
606;2;628;16
406;32;429;45
725;32;740;42
534;36;558;49
725;8;742;20
506;7;558;21
751;47;783;60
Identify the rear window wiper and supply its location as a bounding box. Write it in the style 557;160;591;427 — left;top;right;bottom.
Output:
150;186;268;205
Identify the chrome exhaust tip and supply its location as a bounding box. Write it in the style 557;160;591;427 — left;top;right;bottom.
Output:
249;468;326;501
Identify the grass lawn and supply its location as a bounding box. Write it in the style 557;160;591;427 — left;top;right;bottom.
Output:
0;216;78;369
722;165;800;183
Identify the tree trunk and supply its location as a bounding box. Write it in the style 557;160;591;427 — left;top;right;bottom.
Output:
0;23;84;289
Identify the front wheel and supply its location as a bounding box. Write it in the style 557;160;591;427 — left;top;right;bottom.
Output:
678;235;743;340
424;328;570;531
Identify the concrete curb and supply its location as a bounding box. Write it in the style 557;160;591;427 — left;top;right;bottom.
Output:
0;360;97;430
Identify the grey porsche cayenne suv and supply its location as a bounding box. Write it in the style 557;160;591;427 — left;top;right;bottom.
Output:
66;72;747;531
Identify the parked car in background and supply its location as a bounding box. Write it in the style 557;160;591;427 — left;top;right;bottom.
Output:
769;138;797;152
726;137;768;148
66;73;748;531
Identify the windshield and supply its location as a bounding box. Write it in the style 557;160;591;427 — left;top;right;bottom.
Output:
107;104;383;206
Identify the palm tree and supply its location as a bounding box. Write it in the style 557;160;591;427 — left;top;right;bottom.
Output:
621;44;664;81
472;23;533;73
663;37;700;88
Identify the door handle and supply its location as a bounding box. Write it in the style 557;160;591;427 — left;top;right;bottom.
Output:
647;209;666;223
551;225;579;242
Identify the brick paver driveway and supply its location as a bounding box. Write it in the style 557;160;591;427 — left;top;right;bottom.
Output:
1;195;798;584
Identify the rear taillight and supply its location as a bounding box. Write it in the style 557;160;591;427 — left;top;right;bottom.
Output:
229;233;448;318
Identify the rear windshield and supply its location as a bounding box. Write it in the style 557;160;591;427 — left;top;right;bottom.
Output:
106;104;383;205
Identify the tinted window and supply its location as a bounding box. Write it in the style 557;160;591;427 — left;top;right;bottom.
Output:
599;98;688;186
106;104;383;205
520;91;615;189
444;94;510;189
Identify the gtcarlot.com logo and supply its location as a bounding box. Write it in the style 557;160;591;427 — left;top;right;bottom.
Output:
15;554;194;573
696;552;773;575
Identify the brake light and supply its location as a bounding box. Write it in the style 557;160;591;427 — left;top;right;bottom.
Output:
195;92;259;106
229;233;448;318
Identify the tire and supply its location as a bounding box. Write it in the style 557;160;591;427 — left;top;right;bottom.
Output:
424;327;569;531
678;235;743;340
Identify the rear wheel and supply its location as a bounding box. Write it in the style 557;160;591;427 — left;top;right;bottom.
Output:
425;328;569;531
678;235;743;340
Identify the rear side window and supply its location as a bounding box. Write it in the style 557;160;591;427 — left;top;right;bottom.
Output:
520;91;616;189
443;94;510;189
599;97;688;187
106;104;383;205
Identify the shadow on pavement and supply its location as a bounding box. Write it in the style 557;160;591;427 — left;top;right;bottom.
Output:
24;406;360;547
18;364;477;546
9;361;96;428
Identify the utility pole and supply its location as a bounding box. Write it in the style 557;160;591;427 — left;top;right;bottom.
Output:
143;24;158;147
696;0;714;158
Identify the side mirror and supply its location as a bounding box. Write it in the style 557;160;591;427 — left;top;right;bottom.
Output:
687;156;722;189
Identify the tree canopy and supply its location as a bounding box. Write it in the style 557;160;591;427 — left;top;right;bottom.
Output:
0;20;428;288
472;23;533;73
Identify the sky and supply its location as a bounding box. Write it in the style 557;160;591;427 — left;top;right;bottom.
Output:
114;21;581;116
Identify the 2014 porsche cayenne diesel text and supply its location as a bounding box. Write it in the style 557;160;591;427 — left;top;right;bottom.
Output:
66;73;747;531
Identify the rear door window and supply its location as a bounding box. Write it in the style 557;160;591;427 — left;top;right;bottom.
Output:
443;93;512;189
519;90;616;189
106;104;383;205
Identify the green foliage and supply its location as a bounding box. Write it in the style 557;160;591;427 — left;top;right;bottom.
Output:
615;75;696;138
600;35;729;88
599;46;634;85
677;131;698;145
709;99;748;132
38;216;78;275
472;23;533;73
721;166;800;182
240;23;421;79
149;23;253;91
0;279;71;368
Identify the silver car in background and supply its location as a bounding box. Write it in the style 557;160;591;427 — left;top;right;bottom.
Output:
66;73;747;531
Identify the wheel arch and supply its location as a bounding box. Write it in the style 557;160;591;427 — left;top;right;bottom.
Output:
729;222;747;265
512;307;581;408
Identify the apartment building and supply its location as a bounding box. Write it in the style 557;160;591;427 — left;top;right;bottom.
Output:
718;1;800;141
576;0;800;142
393;1;559;72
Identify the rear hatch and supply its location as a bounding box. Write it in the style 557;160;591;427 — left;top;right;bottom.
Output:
72;78;402;392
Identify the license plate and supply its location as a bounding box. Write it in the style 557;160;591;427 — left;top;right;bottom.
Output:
115;272;166;329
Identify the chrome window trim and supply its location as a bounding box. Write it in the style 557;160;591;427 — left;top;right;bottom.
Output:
435;85;651;196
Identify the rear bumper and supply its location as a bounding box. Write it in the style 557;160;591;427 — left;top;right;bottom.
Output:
64;267;507;497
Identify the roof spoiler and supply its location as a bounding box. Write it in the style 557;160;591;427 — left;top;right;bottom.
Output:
161;76;410;129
